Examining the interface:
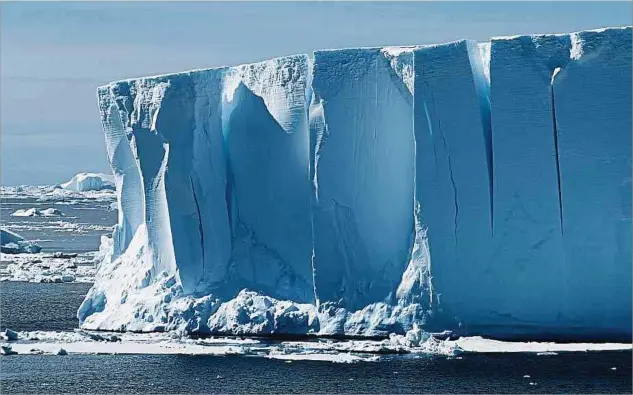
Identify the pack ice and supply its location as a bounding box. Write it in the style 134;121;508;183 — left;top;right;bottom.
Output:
80;27;631;341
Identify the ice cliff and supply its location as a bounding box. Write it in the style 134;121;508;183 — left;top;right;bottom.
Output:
80;27;632;341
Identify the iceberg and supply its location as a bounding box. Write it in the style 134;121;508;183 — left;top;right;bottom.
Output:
81;27;632;341
0;228;42;254
61;172;115;192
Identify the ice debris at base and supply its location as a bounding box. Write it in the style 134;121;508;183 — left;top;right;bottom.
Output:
60;172;114;192
0;228;42;254
11;208;64;217
3;330;630;360
0;251;97;283
82;27;632;340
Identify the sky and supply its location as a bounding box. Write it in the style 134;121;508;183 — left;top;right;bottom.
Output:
1;1;631;186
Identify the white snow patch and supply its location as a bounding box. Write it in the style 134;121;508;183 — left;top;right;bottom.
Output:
570;32;584;60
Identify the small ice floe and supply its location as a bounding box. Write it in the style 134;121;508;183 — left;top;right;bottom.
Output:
536;351;558;356
523;375;531;378
11;208;64;217
529;382;537;386
1;345;17;356
611;367;617;371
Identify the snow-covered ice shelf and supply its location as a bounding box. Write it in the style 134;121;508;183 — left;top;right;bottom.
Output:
82;26;632;341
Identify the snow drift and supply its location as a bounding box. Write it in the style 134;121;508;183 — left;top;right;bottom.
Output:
81;27;632;341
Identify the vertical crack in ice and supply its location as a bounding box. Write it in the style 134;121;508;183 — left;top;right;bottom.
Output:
190;176;205;273
550;67;564;234
469;41;494;235
441;132;459;250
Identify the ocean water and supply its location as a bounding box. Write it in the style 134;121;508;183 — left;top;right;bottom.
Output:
0;196;116;253
1;197;631;394
1;282;92;331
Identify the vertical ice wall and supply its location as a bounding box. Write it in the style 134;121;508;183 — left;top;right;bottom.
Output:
489;34;571;325
554;27;632;332
413;40;492;324
97;58;313;300
98;71;231;294
222;55;314;302
97;84;144;261
90;27;632;338
310;48;415;310
151;71;233;294
188;70;232;288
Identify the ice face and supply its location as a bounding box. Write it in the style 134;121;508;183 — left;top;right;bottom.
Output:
553;27;632;332
488;33;571;325
310;48;415;311
413;40;492;325
98;84;146;261
84;27;632;340
222;55;314;303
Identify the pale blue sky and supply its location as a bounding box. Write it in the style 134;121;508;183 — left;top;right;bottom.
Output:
1;1;630;185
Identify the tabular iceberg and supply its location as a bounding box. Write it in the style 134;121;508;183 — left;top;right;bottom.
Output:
80;26;632;341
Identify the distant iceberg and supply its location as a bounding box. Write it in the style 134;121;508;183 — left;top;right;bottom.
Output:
60;172;115;192
80;27;632;341
0;228;42;254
